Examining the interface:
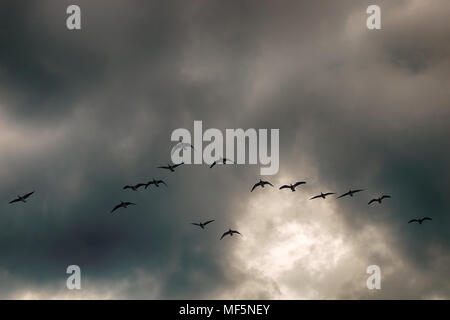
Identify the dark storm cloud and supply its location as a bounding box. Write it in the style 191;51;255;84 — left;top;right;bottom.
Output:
0;2;107;122
0;0;449;298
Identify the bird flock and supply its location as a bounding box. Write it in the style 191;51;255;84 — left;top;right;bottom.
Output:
9;158;432;243
250;179;432;225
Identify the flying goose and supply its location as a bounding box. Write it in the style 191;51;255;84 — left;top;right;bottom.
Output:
210;157;233;169
123;183;146;191
279;181;306;192
111;201;136;213
158;162;184;172
9;191;35;204
251;179;274;192
309;192;335;200
220;229;242;240
171;138;194;156
337;189;365;199
191;220;215;229
145;179;167;189
408;217;432;224
368;195;391;205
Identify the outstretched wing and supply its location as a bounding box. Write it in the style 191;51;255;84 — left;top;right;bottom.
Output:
337;191;350;199
191;223;201;227
171;143;186;156
158;166;170;170
172;162;184;169
408;219;419;224
352;189;365;194
220;231;230;240
9;198;20;204
232;230;242;236
182;143;194;149
368;199;376;205
203;220;215;226
124;202;136;206
23;191;35;199
293;181;306;188
309;194;321;200
381;195;391;200
279;185;290;190
111;204;122;213
422;217;432;222
222;158;234;164
135;183;146;189
323;192;335;197
157;180;167;186
171;144;180;156
251;182;260;192
263;181;274;187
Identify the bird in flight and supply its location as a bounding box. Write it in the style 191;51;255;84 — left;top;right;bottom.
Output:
171;138;194;156
337;189;365;199
191;220;215;229
158;162;184;172
210;157;233;169
145;179;167;189
408;217;432;224
123;183;146;191
309;192;335;200
368;195;391;205
9;191;35;204
220;229;242;240
279;181;306;192
111;201;136;213
251;179;274;192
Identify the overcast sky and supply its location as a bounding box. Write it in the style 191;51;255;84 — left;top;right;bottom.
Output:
0;0;449;299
